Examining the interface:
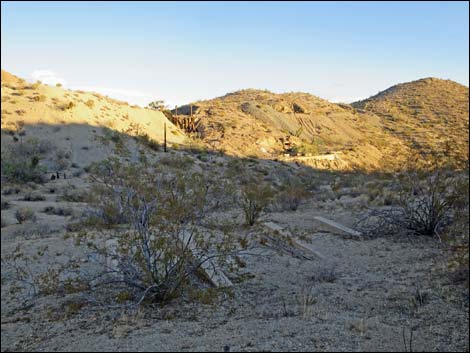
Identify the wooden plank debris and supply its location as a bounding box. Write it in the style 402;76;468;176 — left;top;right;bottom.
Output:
313;216;362;237
180;230;233;288
293;238;326;260
262;221;325;260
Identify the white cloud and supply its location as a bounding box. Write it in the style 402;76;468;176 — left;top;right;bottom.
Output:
31;70;67;86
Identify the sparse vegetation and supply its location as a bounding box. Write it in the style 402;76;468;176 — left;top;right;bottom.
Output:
15;207;36;224
238;179;274;226
76;158;240;305
22;192;46;201
32;94;46;102
1;139;49;183
357;168;464;237
277;180;309;211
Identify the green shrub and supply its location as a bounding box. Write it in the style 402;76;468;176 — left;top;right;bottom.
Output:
15;207;36;224
32;95;46;102
277;182;309;211
238;179;274;226
81;158;239;305
22;192;46;201
1;142;47;184
1;156;45;183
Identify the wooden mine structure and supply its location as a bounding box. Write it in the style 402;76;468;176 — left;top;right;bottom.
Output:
171;105;202;134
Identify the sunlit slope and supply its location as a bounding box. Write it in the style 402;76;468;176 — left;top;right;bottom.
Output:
175;89;407;171
1;70;185;166
353;77;469;167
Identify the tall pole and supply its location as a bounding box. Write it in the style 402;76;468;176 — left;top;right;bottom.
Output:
164;123;167;152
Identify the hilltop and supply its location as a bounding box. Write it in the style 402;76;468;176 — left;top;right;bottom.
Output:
173;89;406;171
172;78;468;171
1;71;468;352
2;70;467;173
353;78;469;167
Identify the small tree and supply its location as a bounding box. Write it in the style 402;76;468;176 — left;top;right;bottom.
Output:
147;100;166;111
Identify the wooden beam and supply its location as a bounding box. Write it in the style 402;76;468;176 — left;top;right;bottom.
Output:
262;221;325;260
313;216;362;237
180;230;233;288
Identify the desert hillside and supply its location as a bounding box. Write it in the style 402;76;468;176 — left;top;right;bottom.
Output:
2;70;467;173
173;80;469;171
353;78;469;167
173;89;409;171
1;70;185;168
1;70;468;352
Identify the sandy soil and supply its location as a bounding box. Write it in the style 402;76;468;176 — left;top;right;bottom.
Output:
1;176;468;352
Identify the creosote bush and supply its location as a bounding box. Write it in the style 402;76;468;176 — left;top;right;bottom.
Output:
357;168;464;238
77;158;240;305
277;179;309;211
15;207;36;224
85;99;95;108
395;170;455;236
1;139;49;184
238;178;274;226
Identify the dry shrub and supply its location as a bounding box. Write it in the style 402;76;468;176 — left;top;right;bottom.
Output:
1;198;10;210
445;173;469;286
77;158;240;305
357;169;461;237
15;207;36;224
32;95;46;102
85;99;95;108
1;139;50;184
238;178;274;226
277;179;309;211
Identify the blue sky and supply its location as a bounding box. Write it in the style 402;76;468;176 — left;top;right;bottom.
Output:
1;1;469;106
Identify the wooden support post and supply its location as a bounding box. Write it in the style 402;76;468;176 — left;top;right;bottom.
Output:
175;105;178;115
190;105;193;116
164;122;167;152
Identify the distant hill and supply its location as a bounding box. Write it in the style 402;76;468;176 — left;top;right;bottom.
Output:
173;89;408;171
353;78;469;167
2;70;468;173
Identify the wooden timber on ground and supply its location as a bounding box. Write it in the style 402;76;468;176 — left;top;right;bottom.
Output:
180;230;233;288
313;216;362;237
262;221;326;260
